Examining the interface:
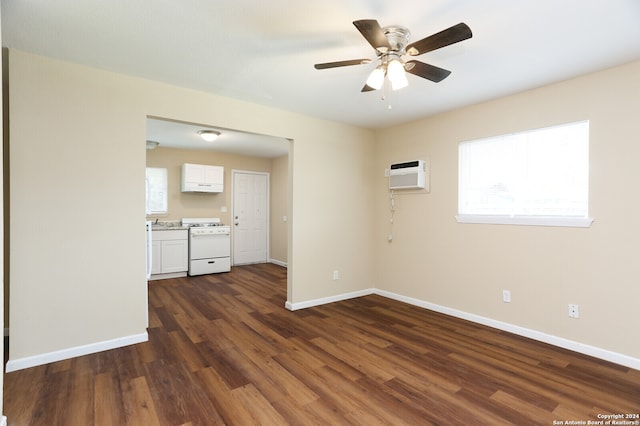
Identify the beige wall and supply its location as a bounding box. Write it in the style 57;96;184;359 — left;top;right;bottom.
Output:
146;146;289;265
7;46;638;369
270;154;289;265
8;51;148;362
145;146;274;224
374;60;640;360
7;49;375;366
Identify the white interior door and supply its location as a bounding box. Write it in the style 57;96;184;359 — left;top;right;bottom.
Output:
233;171;269;265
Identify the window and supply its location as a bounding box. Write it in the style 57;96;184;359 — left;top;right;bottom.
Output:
457;121;592;227
146;167;168;215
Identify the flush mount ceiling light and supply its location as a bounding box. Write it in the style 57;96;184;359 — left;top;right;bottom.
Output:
146;140;159;150
197;130;221;142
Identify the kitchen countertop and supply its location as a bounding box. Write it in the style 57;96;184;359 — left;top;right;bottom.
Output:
152;225;188;231
150;221;188;231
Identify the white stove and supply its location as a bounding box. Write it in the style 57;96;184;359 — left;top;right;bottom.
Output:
182;217;224;227
182;218;231;275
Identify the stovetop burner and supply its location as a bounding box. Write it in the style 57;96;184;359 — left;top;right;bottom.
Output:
181;217;224;227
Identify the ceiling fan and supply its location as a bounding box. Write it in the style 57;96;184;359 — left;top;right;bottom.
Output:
314;20;472;92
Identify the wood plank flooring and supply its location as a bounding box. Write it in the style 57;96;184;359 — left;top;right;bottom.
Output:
4;263;640;425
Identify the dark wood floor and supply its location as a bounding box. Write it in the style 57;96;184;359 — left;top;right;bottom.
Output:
4;263;639;425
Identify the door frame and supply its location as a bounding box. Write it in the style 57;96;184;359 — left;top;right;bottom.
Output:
230;169;270;265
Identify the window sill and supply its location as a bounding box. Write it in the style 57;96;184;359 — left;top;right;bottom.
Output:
455;215;594;228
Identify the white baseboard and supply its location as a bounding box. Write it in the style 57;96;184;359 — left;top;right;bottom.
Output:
270;259;288;268
5;332;148;373
285;288;374;311
375;289;640;370
286;288;640;370
1;415;6;426
149;271;187;281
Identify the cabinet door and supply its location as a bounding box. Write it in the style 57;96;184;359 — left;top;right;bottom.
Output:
183;163;205;184
204;166;224;186
161;240;188;273
151;240;162;275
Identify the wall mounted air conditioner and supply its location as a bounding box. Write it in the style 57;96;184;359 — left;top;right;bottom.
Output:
388;160;426;190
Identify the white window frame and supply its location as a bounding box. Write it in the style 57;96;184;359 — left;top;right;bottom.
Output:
146;167;168;215
456;121;593;228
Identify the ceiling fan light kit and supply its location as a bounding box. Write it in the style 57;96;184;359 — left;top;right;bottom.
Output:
387;58;408;90
314;19;472;93
366;66;385;90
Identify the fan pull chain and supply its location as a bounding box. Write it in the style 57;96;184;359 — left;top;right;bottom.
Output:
388;189;395;242
380;82;393;110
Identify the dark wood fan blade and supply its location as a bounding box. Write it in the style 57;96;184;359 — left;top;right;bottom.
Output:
361;84;376;92
353;19;391;52
314;59;370;69
406;23;472;56
405;60;451;82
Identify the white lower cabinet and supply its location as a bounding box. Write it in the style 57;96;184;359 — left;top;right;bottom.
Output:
150;229;188;280
161;239;188;273
151;240;162;275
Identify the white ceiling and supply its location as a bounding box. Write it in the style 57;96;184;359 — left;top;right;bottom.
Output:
3;0;640;154
146;117;289;158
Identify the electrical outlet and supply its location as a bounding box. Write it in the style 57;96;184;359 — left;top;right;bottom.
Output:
502;290;511;303
332;270;339;281
568;304;580;318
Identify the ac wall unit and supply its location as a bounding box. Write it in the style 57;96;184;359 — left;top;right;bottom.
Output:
389;160;426;190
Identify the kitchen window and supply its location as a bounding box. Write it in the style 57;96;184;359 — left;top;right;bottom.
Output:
146;167;168;215
456;120;593;227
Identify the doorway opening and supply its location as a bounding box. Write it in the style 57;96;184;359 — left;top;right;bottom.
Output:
145;116;290;269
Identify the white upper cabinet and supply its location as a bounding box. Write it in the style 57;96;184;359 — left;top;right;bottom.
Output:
181;163;224;193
